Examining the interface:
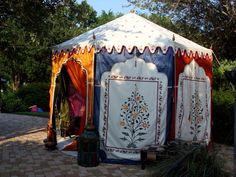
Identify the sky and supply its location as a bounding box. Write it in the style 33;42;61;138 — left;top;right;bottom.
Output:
77;0;137;15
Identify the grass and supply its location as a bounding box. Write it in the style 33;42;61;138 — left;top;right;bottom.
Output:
148;141;230;177
14;112;49;118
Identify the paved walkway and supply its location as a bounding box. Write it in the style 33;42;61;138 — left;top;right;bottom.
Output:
215;143;234;176
0;113;149;177
0;113;234;177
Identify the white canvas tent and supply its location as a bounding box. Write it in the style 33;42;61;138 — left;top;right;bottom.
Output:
46;13;213;162
54;13;211;55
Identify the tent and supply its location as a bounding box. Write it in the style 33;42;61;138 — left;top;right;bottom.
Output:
45;13;212;162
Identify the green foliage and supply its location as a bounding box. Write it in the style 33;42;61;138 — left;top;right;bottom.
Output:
1;91;27;113
46;0;98;45
17;82;50;112
95;11;122;27
141;13;177;32
213;59;236;89
128;0;236;60
212;89;234;145
186;148;228;177
212;59;235;145
0;0;123;91
0;0;57;90
0;0;98;90
0;0;122;114
75;0;97;29
150;143;229;177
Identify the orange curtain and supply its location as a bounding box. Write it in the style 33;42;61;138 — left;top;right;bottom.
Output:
65;61;87;98
71;48;95;125
65;61;87;135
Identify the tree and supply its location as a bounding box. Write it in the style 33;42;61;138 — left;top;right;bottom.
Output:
74;0;97;29
213;59;236;89
0;0;97;90
0;0;59;90
141;13;178;32
95;10;122;27
128;0;236;60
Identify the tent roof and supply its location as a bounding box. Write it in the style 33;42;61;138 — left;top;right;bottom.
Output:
54;13;212;56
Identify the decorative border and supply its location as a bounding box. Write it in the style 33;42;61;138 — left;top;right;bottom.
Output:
101;75;165;154
176;77;210;142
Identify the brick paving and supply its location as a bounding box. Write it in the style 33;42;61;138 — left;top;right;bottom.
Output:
0;113;234;177
0;113;149;177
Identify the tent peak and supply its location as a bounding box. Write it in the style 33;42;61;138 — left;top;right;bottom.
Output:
53;13;212;57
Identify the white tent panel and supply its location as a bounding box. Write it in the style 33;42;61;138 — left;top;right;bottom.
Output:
99;57;168;160
54;13;212;56
175;60;211;144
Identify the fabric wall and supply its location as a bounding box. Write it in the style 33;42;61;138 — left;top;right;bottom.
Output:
94;47;174;162
172;51;212;144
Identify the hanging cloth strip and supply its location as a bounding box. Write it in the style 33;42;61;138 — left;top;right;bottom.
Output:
60;98;70;137
67;82;86;118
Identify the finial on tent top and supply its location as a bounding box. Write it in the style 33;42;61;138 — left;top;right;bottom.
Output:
172;34;175;41
210;44;213;50
130;9;136;14
93;32;96;40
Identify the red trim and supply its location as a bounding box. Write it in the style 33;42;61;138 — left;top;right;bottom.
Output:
53;46;212;58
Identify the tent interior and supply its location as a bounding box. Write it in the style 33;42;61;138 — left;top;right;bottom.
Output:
44;13;213;163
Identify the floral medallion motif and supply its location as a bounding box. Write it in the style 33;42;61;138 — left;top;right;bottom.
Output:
189;89;204;141
119;84;150;148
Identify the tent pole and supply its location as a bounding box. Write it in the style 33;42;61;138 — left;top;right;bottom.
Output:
85;47;95;128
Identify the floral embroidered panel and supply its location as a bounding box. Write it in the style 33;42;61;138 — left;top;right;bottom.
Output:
175;60;211;144
99;57;168;161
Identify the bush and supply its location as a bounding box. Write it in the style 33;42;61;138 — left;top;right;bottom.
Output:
212;59;235;145
150;142;229;177
1;91;27;113
212;89;234;145
213;59;236;89
17;82;50;112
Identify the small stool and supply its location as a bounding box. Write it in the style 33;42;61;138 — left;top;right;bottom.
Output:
141;145;166;170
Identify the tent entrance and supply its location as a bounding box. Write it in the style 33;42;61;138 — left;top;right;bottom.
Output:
56;63;87;137
45;48;95;149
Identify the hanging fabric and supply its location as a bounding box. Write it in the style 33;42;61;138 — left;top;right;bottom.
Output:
65;61;87;98
172;51;212;144
60;98;70;137
94;47;174;162
67;82;86;118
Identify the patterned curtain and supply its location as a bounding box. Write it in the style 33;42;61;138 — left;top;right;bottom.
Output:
172;50;213;144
